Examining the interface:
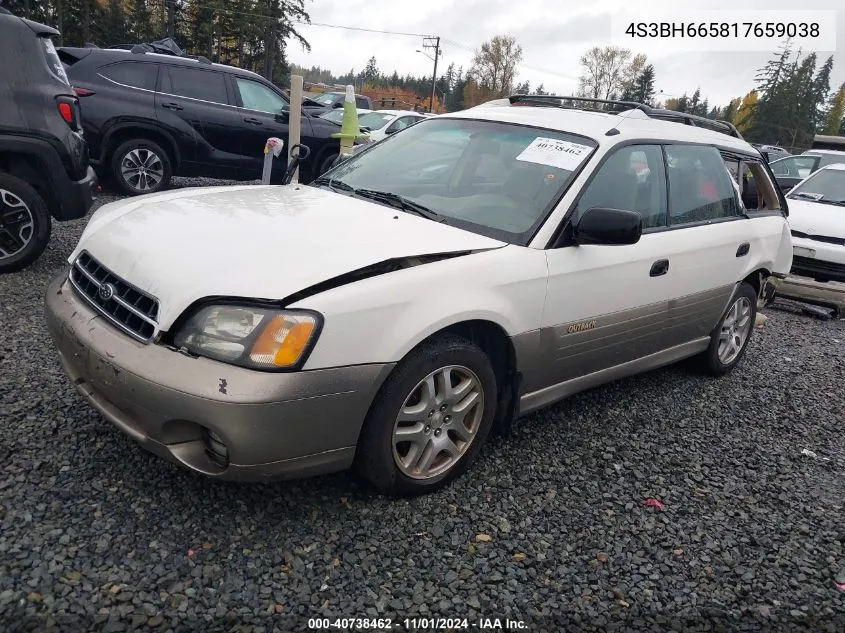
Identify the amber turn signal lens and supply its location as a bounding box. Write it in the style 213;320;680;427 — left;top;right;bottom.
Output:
249;315;316;368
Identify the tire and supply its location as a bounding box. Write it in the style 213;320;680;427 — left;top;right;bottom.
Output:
0;172;51;274
355;334;498;496
697;282;758;375
111;139;172;196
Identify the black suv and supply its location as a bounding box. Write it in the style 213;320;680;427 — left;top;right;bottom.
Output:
59;46;348;194
0;7;97;273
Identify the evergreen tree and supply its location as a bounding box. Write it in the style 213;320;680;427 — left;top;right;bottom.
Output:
823;84;845;135
631;64;655;105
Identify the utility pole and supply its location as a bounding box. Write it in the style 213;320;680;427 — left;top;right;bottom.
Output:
422;36;441;113
166;0;175;39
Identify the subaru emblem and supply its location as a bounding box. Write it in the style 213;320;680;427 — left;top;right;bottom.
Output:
98;282;115;301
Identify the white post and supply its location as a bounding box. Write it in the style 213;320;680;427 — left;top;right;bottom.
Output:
288;74;304;184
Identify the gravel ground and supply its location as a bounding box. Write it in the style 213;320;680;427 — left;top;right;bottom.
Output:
1;179;844;632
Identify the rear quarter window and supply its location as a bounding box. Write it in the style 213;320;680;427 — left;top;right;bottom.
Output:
40;37;69;85
98;62;156;90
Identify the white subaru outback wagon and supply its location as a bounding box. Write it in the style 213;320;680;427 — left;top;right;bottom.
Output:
45;95;793;495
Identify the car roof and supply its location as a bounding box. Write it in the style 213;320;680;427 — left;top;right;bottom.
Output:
806;149;845;156
366;110;422;116
817;163;845;171
443;104;755;154
62;46;272;82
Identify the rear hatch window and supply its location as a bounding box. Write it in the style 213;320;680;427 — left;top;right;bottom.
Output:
40;36;70;85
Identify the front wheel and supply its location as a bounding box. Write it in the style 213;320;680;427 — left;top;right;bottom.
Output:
698;282;757;375
0;173;51;274
355;335;498;496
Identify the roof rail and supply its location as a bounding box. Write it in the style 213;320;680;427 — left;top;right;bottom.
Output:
507;94;744;140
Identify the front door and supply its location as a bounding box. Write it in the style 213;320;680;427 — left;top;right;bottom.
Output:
536;144;681;394
231;76;291;178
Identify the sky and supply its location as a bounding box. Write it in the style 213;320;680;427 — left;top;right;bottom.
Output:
288;0;844;107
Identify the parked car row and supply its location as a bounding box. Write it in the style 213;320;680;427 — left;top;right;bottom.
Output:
58;45;351;194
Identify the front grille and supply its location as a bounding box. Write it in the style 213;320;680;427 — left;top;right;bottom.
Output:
69;251;159;342
792;255;845;279
791;230;845;247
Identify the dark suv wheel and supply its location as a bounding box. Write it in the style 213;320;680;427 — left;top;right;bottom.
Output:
0;172;51;274
111;139;172;196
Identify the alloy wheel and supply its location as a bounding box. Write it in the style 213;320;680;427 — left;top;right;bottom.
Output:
120;148;164;192
0;188;34;260
391;365;485;480
717;296;753;365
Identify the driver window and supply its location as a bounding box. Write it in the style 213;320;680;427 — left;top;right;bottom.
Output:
236;77;288;114
573;144;667;230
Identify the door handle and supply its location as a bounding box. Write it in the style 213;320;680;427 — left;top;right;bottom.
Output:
649;259;669;277
736;242;750;257
243;117;263;125
161;102;183;111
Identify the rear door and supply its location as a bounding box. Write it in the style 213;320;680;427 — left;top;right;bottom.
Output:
231;75;291;176
658;144;758;349
155;64;246;174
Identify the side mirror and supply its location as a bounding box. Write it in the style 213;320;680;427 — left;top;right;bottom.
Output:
385;127;396;136
573;207;642;246
332;102;343;109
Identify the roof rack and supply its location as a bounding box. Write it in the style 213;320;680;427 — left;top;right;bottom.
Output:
508;94;743;140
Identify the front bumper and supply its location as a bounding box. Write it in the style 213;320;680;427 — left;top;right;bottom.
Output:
44;273;394;481
791;237;845;283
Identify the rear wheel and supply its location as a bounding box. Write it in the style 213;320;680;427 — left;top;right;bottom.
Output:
0;172;51;274
355;335;497;496
698;282;757;375
111;139;172;196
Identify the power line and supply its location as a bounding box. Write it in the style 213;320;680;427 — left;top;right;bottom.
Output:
302;22;431;38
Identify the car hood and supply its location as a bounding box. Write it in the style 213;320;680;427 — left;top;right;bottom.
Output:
787;198;845;238
69;185;505;330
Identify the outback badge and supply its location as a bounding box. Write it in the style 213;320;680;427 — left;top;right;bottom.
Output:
567;320;596;334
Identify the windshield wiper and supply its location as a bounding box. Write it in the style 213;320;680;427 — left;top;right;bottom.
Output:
353;189;444;222
312;176;354;193
790;192;823;201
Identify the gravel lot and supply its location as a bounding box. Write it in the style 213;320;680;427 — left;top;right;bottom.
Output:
1;179;844;632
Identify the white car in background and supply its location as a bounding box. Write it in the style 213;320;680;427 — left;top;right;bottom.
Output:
785;163;845;284
317;107;372;126
357;110;428;142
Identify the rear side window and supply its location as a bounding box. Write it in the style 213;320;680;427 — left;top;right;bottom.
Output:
355;96;369;109
665;145;740;225
99;62;155;90
162;66;228;105
40;37;69;85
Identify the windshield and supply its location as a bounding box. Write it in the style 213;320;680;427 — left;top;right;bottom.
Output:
318;109;345;124
358;112;394;130
788;169;845;205
314;93;340;105
316;118;598;242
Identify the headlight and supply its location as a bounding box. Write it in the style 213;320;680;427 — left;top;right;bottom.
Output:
173;305;321;370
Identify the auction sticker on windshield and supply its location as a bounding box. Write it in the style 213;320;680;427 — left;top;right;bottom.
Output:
516;138;592;171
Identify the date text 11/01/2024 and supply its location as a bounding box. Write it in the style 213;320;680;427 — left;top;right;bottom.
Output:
307;617;527;630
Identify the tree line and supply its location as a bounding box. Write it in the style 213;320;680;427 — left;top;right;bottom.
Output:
2;0;309;85
5;1;845;142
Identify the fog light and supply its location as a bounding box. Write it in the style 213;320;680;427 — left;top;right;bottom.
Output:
202;428;229;468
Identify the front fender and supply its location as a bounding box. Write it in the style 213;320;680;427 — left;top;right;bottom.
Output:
292;246;549;370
